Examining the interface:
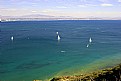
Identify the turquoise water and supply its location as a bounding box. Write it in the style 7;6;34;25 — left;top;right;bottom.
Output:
0;20;121;81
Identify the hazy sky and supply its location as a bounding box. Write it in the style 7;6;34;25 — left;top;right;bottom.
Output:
0;0;121;17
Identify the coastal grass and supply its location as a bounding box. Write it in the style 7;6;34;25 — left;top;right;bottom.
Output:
50;63;121;81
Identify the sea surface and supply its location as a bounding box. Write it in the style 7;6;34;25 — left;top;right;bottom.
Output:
0;20;121;81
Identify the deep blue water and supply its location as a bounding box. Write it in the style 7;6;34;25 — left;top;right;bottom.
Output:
0;20;121;81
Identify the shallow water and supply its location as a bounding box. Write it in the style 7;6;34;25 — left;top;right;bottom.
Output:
0;20;121;81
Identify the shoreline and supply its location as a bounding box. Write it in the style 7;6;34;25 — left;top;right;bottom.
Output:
50;63;121;81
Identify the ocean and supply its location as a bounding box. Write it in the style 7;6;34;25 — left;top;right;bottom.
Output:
0;20;121;81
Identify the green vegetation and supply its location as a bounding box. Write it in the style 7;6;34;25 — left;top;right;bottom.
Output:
50;64;121;81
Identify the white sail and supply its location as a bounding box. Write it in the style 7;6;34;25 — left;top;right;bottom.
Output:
89;37;92;43
57;35;60;40
11;36;14;41
86;44;89;48
56;32;59;35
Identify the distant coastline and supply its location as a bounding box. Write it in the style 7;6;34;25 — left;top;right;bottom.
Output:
1;19;121;22
1;14;121;22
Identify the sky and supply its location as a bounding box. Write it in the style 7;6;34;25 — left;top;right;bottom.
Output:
0;0;121;17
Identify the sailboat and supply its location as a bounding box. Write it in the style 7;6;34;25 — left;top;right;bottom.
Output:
86;37;92;48
89;37;92;43
56;31;61;41
57;35;61;40
11;36;14;41
86;44;89;48
56;32;59;35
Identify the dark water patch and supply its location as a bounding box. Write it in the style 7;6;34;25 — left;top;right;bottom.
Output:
16;62;53;70
18;29;29;32
0;70;11;74
0;61;14;65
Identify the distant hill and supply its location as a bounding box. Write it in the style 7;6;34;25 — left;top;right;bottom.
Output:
1;14;72;18
0;14;121;21
20;14;55;18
